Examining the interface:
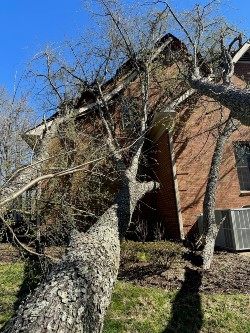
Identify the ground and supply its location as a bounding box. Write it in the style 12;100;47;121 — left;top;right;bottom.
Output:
0;241;249;294
119;241;250;294
0;242;249;332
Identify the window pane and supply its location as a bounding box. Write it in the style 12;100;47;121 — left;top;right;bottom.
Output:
234;142;250;191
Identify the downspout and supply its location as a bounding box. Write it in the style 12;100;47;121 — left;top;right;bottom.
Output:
168;131;184;239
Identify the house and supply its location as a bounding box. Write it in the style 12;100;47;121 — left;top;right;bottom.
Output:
146;39;250;244
24;35;250;244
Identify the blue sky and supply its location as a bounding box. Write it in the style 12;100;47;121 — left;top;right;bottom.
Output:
0;0;250;96
0;0;88;93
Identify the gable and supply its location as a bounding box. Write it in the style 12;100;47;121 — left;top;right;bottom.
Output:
232;40;250;63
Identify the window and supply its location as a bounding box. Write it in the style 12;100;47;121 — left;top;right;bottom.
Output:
234;142;250;191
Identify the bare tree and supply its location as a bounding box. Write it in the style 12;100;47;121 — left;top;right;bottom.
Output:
0;88;34;193
3;1;250;331
0;88;37;241
157;0;250;269
0;2;175;332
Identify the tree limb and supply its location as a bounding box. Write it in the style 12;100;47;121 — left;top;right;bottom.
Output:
189;75;250;126
0;157;104;209
0;213;57;261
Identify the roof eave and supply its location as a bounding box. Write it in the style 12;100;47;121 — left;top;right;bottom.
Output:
232;40;250;63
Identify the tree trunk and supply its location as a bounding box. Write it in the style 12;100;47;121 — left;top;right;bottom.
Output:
189;75;250;126
1;179;156;333
202;119;237;270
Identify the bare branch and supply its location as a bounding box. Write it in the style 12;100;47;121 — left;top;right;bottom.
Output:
0;157;104;209
220;36;234;85
0;213;56;261
163;1;195;49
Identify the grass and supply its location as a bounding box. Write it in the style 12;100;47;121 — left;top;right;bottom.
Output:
120;240;184;267
104;282;250;333
0;262;24;327
103;281;173;333
0;259;249;333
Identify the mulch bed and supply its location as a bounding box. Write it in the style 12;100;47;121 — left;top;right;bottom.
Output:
0;244;20;262
119;249;250;294
1;243;249;294
0;244;65;262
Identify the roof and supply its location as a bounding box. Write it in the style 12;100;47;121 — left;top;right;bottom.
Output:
24;33;183;140
25;35;250;143
232;40;250;63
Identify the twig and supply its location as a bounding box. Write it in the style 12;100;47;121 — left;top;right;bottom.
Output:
0;214;57;261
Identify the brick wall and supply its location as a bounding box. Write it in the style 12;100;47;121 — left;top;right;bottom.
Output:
173;97;250;236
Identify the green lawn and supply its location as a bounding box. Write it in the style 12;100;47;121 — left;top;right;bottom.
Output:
0;262;25;327
0;262;249;333
104;282;250;333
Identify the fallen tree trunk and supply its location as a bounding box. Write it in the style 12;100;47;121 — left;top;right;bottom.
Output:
1;179;157;333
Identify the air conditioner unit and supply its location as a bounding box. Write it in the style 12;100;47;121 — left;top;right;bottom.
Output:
197;208;250;251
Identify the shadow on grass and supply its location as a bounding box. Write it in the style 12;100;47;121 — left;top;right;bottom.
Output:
163;267;203;333
0;255;51;333
15;255;52;310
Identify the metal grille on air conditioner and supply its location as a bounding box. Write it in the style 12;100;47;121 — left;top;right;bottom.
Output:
197;208;250;250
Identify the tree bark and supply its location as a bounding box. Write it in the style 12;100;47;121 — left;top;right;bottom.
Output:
202;118;237;270
189;75;250;126
1;179;157;333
